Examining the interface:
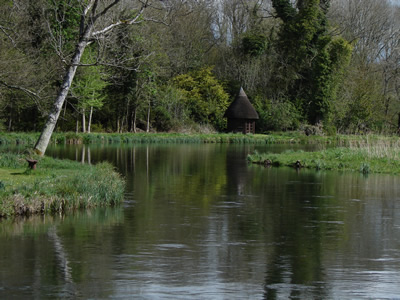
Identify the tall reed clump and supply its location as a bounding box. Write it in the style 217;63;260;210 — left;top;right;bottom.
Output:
0;152;125;218
347;138;400;160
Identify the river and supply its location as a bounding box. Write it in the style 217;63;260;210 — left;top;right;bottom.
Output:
1;143;400;299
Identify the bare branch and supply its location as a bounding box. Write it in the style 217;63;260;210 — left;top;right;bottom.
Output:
143;17;170;25
0;25;17;47
93;0;121;20
0;79;39;98
91;4;146;37
0;79;47;113
84;0;97;16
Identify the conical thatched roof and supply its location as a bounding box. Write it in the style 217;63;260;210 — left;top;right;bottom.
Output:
224;87;259;119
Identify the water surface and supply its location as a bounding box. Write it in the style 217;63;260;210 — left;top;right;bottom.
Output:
1;143;400;299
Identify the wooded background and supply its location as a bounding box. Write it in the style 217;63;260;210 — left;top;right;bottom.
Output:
1;0;399;135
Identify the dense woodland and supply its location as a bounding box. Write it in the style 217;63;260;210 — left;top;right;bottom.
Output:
0;0;399;136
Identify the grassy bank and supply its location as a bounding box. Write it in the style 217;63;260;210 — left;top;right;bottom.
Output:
248;141;400;174
0;151;125;218
2;131;400;146
0;132;294;145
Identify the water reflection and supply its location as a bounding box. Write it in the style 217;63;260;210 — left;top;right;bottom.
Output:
1;144;400;299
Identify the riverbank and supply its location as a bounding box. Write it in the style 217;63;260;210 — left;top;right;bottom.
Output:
0;152;125;218
1;131;399;146
248;141;400;174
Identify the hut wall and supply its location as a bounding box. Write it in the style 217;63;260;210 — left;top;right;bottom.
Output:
227;119;255;134
245;120;255;134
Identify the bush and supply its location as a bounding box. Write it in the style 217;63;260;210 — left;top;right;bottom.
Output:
255;97;301;132
301;123;324;136
153;106;173;131
173;67;230;131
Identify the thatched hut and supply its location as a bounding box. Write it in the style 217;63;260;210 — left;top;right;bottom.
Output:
224;87;259;134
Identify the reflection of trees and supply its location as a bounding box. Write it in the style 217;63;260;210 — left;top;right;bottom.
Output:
26;144;400;298
0;208;123;298
130;144;229;205
233;167;330;299
48;226;78;298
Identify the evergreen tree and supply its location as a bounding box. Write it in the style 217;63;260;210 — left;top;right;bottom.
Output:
272;0;352;125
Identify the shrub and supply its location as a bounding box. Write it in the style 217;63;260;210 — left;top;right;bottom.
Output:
254;97;301;132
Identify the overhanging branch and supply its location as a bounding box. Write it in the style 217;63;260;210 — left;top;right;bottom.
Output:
91;2;147;37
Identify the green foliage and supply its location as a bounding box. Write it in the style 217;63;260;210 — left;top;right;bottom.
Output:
271;0;353;125
241;33;267;56
173;67;230;131
272;0;297;22
333;67;384;133
153;106;173;131
44;0;81;53
0;0;396;135
154;86;190;131
254;97;301;132
73;49;108;111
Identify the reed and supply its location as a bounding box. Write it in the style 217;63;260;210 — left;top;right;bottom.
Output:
0;152;124;218
0;132;332;146
2;132;400;149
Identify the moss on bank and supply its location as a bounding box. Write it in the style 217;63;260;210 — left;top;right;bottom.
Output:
0;152;125;218
248;144;400;174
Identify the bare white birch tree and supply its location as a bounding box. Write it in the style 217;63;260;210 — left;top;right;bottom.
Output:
34;0;171;155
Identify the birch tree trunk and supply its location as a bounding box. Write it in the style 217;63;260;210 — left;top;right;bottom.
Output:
87;106;93;133
34;37;91;155
82;108;86;133
33;1;158;155
146;101;151;133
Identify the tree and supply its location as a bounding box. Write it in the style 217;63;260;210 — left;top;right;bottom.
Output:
329;0;400;132
173;67;230;131
73;64;107;133
33;0;169;155
271;0;352;125
0;0;57;131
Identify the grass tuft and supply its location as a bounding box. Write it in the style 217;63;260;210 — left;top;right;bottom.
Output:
0;152;124;218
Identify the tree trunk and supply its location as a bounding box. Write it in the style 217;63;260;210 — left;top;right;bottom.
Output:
34;27;92;155
146;101;151;133
133;106;137;133
32;0;149;155
121;117;125;133
8;102;13;132
87;106;93;133
82;108;86;133
76;117;79;134
131;108;136;133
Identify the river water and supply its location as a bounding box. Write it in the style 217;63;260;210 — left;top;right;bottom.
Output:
1;143;400;299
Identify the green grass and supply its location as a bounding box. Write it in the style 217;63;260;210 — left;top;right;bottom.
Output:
0;151;125;218
248;142;400;174
2;131;400;147
0;131;334;146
